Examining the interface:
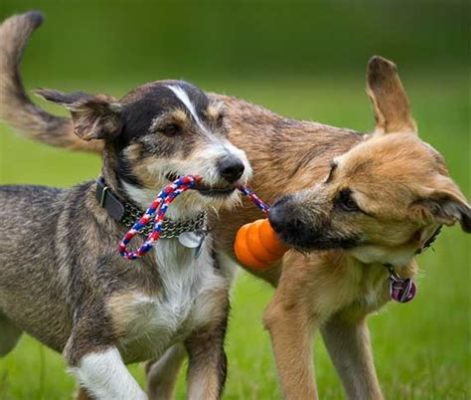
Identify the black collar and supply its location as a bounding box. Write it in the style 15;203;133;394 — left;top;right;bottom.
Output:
384;224;443;273
95;177;207;238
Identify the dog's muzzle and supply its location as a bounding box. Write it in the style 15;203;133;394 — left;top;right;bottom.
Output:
165;157;245;198
269;195;359;251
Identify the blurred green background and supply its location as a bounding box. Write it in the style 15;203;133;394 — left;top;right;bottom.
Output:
0;0;469;399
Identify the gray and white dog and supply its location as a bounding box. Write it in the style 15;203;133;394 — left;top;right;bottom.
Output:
0;12;251;400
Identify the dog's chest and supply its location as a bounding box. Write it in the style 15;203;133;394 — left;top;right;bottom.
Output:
108;239;227;362
345;263;390;313
315;262;391;320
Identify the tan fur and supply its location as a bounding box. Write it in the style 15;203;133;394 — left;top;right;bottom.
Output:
149;109;189;134
205;102;225;123
255;58;467;399
123;143;166;189
366;56;416;134
75;387;93;400
106;292;141;339
214;58;466;399
185;294;229;400
146;344;186;399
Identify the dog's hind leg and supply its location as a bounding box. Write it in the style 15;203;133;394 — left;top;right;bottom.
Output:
321;312;384;400
146;343;186;400
0;312;22;357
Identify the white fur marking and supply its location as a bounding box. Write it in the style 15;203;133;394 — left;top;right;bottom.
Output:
167;85;203;129
349;245;415;266
110;239;229;361
71;347;147;400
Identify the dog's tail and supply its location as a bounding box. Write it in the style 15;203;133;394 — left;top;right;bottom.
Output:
0;11;103;153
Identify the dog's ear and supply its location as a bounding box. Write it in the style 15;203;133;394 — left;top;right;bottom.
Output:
413;177;471;233
366;56;417;135
36;89;123;141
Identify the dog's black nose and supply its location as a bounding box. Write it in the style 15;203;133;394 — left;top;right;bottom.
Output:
218;157;245;183
269;197;290;233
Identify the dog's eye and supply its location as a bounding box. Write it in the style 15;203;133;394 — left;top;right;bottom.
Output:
325;162;337;183
216;112;225;126
162;123;180;137
336;189;360;212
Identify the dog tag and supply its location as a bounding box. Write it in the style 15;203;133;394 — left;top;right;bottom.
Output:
389;276;416;303
179;231;203;248
179;231;206;259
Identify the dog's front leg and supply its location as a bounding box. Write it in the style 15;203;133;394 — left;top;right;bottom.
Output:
146;343;187;400
263;295;318;400
67;345;147;400
184;301;229;400
321;313;383;400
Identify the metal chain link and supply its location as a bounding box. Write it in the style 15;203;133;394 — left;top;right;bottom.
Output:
121;202;207;238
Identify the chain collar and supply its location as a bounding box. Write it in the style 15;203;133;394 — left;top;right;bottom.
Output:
121;201;207;238
96;177;207;239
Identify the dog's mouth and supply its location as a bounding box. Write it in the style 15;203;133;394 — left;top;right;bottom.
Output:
270;220;360;252
165;173;236;197
289;237;360;253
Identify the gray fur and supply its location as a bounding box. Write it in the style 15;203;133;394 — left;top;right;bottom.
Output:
0;11;246;399
0;183;119;357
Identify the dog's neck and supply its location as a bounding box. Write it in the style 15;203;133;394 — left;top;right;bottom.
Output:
348;223;442;271
352;254;417;278
348;245;417;270
120;180;205;220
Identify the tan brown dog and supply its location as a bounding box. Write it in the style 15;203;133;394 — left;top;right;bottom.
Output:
1;12;469;400
220;58;469;399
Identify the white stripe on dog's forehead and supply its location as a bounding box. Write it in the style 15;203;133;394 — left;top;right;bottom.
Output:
166;85;203;127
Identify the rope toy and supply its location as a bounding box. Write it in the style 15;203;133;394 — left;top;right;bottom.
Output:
118;176;280;260
237;186;271;214
119;175;201;260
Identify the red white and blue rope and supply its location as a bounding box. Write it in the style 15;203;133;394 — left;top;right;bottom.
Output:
237;185;271;214
119;175;201;260
119;175;271;260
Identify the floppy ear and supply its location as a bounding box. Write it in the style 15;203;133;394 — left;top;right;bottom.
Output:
414;177;471;233
366;56;417;135
36;89;123;141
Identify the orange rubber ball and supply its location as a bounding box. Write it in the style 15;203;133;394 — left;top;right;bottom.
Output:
234;218;288;270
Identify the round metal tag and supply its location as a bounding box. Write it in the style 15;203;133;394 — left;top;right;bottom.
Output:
178;231;203;249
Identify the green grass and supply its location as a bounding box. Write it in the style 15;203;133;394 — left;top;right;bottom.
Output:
0;73;469;399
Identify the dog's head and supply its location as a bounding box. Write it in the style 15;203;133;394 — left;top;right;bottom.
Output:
37;81;251;215
269;56;470;266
